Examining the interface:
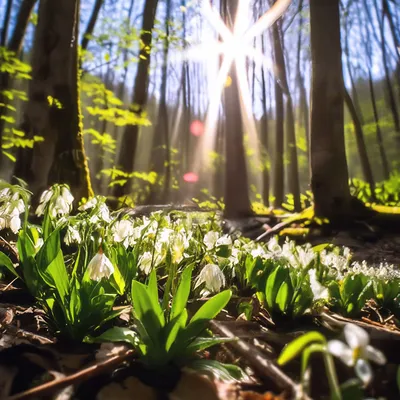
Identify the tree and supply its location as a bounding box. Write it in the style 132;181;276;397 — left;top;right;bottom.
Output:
113;0;159;197
0;0;38;158
14;0;92;200
309;0;351;219
220;0;252;218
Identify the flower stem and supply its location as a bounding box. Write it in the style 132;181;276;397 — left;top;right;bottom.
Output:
323;353;342;400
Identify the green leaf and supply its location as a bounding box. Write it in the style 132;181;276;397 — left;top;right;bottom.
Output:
183;290;231;344
188;359;244;381
165;309;188;353
147;269;165;327
185;336;235;353
131;280;162;345
170;266;192;320
277;331;326;366
276;280;293;313
265;266;288;310
0;252;20;279
85;327;139;347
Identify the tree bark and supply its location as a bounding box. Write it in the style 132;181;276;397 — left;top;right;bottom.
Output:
81;0;104;52
0;0;38;164
344;88;375;192
15;0;92;200
309;0;351;219
221;0;252;218
0;0;13;46
112;0;159;197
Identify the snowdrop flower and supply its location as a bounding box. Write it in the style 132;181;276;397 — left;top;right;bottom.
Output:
78;197;98;211
195;263;226;293
251;245;267;259
0;192;26;233
138;251;154;275
216;234;232;247
36;185;74;217
112;220;134;247
308;269;329;300
87;249;115;281
327;324;386;386
64;225;82;245
204;231;219;250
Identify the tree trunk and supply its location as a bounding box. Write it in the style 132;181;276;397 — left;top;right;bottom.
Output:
0;0;13;46
112;0;159;197
309;0;351;219
81;0;104;52
15;0;92;200
344;88;375;192
147;0;171;204
221;0;252;218
372;0;400;147
0;0;37;156
368;69;390;179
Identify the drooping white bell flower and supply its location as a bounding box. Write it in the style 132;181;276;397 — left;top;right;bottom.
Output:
308;269;329;301
203;231;219;250
195;263;226;293
216;234;232;247
64;225;82;245
87;249;115;281
138;251;153;275
112;220;134;246
327;323;386;386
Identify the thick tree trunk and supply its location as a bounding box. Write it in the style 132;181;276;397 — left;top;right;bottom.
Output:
15;0;92;200
113;0;159;197
221;0;252;218
309;0;351;219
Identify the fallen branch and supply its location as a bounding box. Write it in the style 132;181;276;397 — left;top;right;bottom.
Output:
210;320;307;399
7;349;135;400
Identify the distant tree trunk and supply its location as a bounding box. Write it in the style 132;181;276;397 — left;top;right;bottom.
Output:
81;0;104;52
147;0;171;204
113;0;159;197
344;88;375;191
221;0;252;218
271;15;300;211
372;0;400;147
309;0;351;219
368;69;390;179
260;35;270;207
0;0;13;46
359;0;390;179
15;0;92;200
0;0;37;163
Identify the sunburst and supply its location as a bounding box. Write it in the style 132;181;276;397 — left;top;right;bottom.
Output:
187;0;292;178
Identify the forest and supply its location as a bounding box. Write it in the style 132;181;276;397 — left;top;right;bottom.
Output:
0;0;400;398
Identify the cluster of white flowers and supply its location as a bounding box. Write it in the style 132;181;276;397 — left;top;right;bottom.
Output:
0;188;25;233
349;260;400;280
36;185;74;218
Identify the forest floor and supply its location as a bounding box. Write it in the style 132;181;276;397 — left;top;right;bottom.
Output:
0;209;400;400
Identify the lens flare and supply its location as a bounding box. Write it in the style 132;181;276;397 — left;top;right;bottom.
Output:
183;172;199;183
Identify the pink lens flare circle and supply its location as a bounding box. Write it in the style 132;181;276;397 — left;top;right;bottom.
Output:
183;172;199;183
190;120;204;137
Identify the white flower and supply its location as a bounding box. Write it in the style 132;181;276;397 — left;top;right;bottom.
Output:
112;220;134;246
327;324;386;386
216;235;232;247
204;231;219;250
64;225;81;245
78;197;98;211
195;263;226;293
87;250;115;281
9;215;21;233
251;245;267;259
308;269;329;300
138;252;153;275
36;185;74;217
0;188;10;199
